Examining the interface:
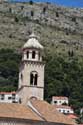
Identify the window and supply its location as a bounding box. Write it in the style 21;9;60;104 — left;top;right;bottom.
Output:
27;51;29;58
12;94;15;100
21;73;23;81
12;100;17;103
32;51;35;59
54;101;57;104
1;94;4;100
34;74;37;85
30;71;38;86
59;101;61;103
59;109;61;112
30;73;33;85
67;110;69;113
8;97;12;100
12;94;15;96
63;110;65;114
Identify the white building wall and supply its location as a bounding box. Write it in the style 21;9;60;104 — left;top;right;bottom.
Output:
0;94;19;103
56;108;74;114
52;98;68;105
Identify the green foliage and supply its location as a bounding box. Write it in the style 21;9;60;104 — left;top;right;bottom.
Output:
56;12;59;17
31;10;34;17
44;52;83;110
43;7;47;14
14;16;19;22
76;113;83;124
0;49;21;91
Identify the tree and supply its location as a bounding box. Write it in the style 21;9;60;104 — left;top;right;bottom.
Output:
29;0;33;5
31;10;34;17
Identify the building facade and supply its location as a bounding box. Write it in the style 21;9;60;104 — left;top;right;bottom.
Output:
55;105;74;114
0;92;19;103
52;96;69;105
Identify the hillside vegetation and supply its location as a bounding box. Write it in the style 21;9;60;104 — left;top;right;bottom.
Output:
0;1;83;114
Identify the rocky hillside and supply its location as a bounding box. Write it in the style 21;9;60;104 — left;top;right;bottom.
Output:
0;1;83;56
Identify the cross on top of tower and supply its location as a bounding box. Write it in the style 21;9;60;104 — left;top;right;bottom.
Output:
23;33;43;50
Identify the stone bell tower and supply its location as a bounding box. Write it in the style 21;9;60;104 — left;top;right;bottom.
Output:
17;33;45;104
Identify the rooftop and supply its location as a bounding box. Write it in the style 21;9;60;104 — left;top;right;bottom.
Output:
0;91;16;95
52;96;68;100
67;114;78;119
0;103;42;121
0;100;75;125
30;99;75;125
54;105;73;110
23;33;43;50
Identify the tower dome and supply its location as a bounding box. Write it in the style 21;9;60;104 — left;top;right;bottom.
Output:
23;33;43;50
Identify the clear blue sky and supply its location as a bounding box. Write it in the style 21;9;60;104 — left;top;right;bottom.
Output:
10;0;83;8
51;0;83;8
34;0;83;8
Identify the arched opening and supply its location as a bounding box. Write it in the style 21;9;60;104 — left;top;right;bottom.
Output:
32;51;36;59
27;51;29;58
34;74;37;85
30;96;37;100
21;73;23;81
30;73;33;85
30;71;38;86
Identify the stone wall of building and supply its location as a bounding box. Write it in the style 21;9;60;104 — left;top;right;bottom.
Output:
18;61;45;104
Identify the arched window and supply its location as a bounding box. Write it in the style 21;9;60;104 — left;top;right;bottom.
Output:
30;73;33;85
30;71;38;86
32;51;36;59
27;51;29;58
21;73;23;81
34;74;37;85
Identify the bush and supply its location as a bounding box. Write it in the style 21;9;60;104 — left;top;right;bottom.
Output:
14;16;19;22
31;10;34;17
56;12;59;17
29;0;33;5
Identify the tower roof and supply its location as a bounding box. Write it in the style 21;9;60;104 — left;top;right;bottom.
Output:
23;33;43;50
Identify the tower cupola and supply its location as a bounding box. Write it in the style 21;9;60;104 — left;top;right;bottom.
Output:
22;33;43;62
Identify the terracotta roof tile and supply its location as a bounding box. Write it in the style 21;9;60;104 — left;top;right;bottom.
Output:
54;105;73;110
0;91;16;94
52;96;68;100
0;103;43;121
67;114;78;119
30;99;75;125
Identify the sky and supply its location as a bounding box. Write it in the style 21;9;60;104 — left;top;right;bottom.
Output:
10;0;83;8
50;0;83;8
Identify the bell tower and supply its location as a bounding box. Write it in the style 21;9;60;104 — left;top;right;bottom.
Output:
17;33;45;104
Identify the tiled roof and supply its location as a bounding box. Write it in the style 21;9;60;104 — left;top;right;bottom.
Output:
0;103;43;121
54;105;73;110
0;100;76;125
52;96;68;100
67;114;78;119
0;91;16;94
23;33;43;50
30;99;75;125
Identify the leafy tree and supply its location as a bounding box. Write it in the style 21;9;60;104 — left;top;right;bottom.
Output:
0;49;21;91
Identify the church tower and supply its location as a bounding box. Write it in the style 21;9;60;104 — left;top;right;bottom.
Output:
17;33;45;104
